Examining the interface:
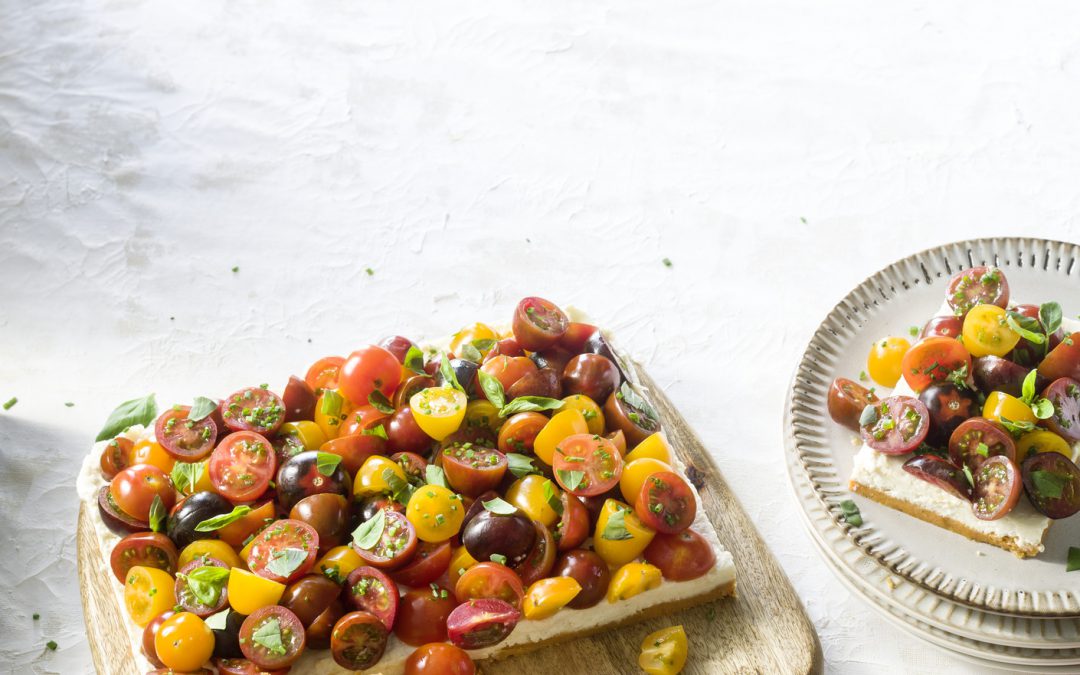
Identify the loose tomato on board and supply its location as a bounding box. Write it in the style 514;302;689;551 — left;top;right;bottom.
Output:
246;518;320;584
858;396;929;455
345;566;399;630
405;643;476;675
222;387;285;435
209;431;277;503
394;587;459;646
154;612;215;672
512;297;569;351
125;566;177;627
963;304;1021;358
900;337;972;393
156;406;218;461
332;610;390;670
339;345;402;407
635;471;697;534
110;464;176;522
827;378;880;432
945;266;1009;317
239;605;307;669
552;433;623;497
111;532;178;583
638;625;688;675
522;576;581;620
644;529;717;581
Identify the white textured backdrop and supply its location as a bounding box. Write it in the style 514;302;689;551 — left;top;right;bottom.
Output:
3;0;1080;673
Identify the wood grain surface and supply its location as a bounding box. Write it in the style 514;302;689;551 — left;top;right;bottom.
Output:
78;363;820;675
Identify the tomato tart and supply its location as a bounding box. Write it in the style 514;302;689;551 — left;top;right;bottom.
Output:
828;266;1080;558
77;296;736;674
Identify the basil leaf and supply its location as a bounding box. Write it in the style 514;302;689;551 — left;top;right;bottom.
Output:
316;452;342;477
858;405;878;428
839;499;862;527
361;423;388;440
368;391;395;415
976;442;989;457
204;610;229;630
472;339;496;352
542;479;564;516
506;453;539;478
618;382;659;426
1021;369;1038;405
266;548;308;578
194;505;252;532
962;464;975;487
170;461;205;494
1000;416;1037;435
320;389;344;418
95;394;158;442
352;509;386;550
404;345;427;375
188;396;217;423
183;566;230;606
425;464;449;489
148;495;165;533
460;343;483;364
1068;546;1080;573
556;469;585;492
1041;302;1063;337
602;507;634;541
482;497;518;515
1006;312;1045;344
1031;469;1068;499
499;396;564;418
382;468;414;504
439;354;464;393
1032;397;1056;420
477;370;506;410
252;617;288;657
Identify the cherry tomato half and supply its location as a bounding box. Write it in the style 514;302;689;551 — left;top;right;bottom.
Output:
513;520;557;585
1022;451;1080;519
331;610;390;670
125;566;177;627
497;412;550;456
246;519;320;584
345;566;399;630
522;576;581;620
406;485;465;543
353;510;419;570
100;436;133;479
391;540;453;588
963;304;1021;358
1039;333;1080;382
921;315;963;340
339;345;402;407
446;598;521;650
1043;377;1080;442
902;454;971;502
239;605;307;669
867;337;910;388
946;265;1009;317
972;455;1022;521
174;557;230;618
209;431;277;503
512;297;569;352
222;387;285;435
306;355;345;392
638;625;688;675
948;417;1016;472
635;471;697;534
110;532;178;583
410;387;468;442
859;396;929;455
455;562;525;609
900;337;973;393
552;433;623;497
441;444;507;497
156;406;218;461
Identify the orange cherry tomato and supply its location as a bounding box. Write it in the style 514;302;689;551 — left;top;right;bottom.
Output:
900;337;972;393
129;439;176;474
497;412;548;455
479;355;538;392
305;355;345;392
154;612;214;672
340;345;402;407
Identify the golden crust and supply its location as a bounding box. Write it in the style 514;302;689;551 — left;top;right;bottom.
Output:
849;480;1045;559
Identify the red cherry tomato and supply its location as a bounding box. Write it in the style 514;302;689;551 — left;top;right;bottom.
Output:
140;610;176;667
331;610;390;670
208;431;277;503
110;532;178;583
174;556;230;617
100;437;133;479
900;337;972;393
454;562;525;609
445;598;520;650
390;540;453;588
512;297;569;351
512;520;557;586
339;345;402;407
393;587;459;646
246;518;320;584
496;412;548;455
386;406;434;454
552;434;623;497
319;433;385;477
352;510;419;570
155;406;218;461
921;316;964;340
1039;333;1080;382
405;643;476;675
110;464;176;521
643;528;717;581
379;335;417;364
345;566;399;630
305;356;345;392
555;492;590;551
635;471;697;534
972;455;1022;521
221;387;286;435
239;605;306;669
948;417;1016;472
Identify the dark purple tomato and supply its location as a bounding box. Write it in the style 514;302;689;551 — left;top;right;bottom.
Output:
461;490;498;531
435;358;479;397
507;367;562;400
211;611;246;659
393;375;435;410
165;491;233;549
582;331;627;381
552;549;610;609
948;418;1016;472
1042;377;1080;442
972;356;1041;399
920;316;963;340
461;510;535;568
827;378;880;432
512;297;569;352
859;396;929;455
1022;451;1080;519
358;495;405;523
903;455;971;501
561;354;621;403
604;388;661;447
282;375;318;423
918;383;978;446
97;486;149;536
379;335;416;364
290;493;352;552
529;348;574;379
386;407;433;454
945;266;1009;317
446;598;520;650
276;450;352;512
280;574;344;649
972;455;1022;521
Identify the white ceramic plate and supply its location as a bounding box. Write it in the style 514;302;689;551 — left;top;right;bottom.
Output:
785;438;1080;650
785;237;1080;617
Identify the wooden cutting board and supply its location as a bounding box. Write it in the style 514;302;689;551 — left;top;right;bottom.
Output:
78;364;821;675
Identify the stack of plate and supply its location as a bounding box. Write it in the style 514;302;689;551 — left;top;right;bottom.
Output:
784;237;1080;671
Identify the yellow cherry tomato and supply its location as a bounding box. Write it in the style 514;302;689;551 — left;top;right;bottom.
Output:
315;545;364;584
504;475;561;527
1018;430;1073;460
178;540;244;570
123;566;176;627
239;534;258;562
406;484;465;542
533;409;588;465
561;395;605;435
867;337;911;388
450;322;499;356
639;625;688;675
963;304;1022;358
626;432;674;464
227;567;285;615
154;612;214;672
279;420;327;451
607;562;663;603
354;455;409;498
314;389;354;440
463;399;502;434
619;458;674;506
523;576;583;620
410;387;468;441
593;499;656;567
129;439;176;474
983;391;1036;426
448;545;479;588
